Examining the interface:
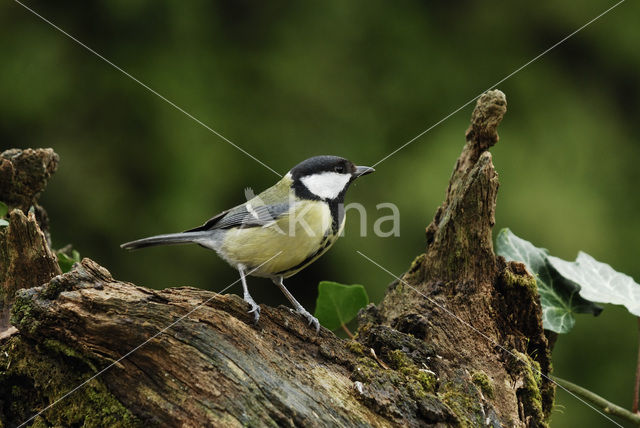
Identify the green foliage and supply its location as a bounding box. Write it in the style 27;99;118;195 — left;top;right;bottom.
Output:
314;281;368;331
57;249;81;273
549;252;640;317
495;228;602;334
498;227;640;335
0;201;8;227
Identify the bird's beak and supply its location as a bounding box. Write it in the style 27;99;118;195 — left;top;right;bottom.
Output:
354;165;375;177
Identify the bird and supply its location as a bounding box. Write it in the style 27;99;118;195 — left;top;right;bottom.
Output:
121;155;374;332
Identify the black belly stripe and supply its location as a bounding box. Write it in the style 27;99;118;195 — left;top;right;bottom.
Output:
328;199;345;234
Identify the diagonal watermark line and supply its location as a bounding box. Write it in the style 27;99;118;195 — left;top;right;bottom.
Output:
13;0;282;178
369;0;625;170
18;251;282;428
356;250;624;427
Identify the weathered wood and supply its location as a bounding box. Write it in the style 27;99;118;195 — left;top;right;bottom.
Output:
9;259;389;427
0;148;61;336
0;148;58;237
1;90;554;427
377;90;553;426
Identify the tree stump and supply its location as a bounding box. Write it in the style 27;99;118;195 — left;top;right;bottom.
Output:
0;90;554;427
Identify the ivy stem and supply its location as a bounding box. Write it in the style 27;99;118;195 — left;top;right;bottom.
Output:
341;322;354;339
633;317;640;414
552;376;640;425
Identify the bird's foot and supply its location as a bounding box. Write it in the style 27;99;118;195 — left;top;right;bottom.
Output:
295;307;320;333
243;295;261;324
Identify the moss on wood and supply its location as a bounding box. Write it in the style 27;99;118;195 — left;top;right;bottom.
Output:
471;371;494;399
0;336;140;428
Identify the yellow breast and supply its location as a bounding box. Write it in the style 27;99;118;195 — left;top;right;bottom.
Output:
219;200;340;278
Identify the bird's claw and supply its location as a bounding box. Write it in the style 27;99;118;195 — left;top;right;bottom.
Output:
296;308;320;333
244;297;261;324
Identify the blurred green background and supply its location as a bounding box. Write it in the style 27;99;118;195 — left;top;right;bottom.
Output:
2;1;639;426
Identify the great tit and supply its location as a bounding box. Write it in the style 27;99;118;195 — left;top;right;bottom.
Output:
121;155;374;331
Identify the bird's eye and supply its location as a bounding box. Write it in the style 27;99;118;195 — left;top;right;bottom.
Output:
334;165;344;173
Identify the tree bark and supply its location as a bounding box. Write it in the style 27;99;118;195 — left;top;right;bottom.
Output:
0;90;554;427
0;148;61;339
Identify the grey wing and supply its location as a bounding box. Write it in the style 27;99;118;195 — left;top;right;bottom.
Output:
184;202;290;232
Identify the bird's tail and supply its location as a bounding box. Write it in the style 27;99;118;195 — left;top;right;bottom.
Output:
120;232;207;250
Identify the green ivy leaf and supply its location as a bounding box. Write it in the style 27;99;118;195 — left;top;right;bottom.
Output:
314;281;368;331
57;249;81;273
495;228;602;334
549;252;640;317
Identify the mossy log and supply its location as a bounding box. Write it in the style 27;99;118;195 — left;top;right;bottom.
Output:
0;90;554;427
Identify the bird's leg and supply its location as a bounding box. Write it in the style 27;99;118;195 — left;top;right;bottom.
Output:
238;264;260;323
272;276;320;333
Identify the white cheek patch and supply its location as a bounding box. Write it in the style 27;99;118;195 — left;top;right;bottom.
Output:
300;172;351;200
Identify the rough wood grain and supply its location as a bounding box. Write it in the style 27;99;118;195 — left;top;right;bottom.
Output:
9;259;389;427
0;148;61;336
377;90;553;427
0;148;58;237
1;90;554;428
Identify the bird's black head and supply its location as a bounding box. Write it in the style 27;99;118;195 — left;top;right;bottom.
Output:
289;155;374;201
